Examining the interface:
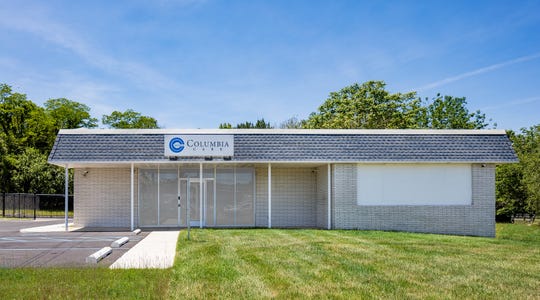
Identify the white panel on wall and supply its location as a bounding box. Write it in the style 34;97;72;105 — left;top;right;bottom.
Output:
357;164;472;206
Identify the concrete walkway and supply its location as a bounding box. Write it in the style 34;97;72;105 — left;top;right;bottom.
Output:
110;231;180;269
20;222;81;233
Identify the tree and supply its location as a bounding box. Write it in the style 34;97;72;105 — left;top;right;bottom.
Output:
424;94;491;129
219;118;273;129
0;132;11;193
254;118;272;129
303;81;425;129
0;83;56;153
12;148;66;194
219;123;233;129
279;116;303;129
0;84;56;192
496;125;540;220
303;81;493;130
236;118;273;129
517;125;540;216
496;159;527;221
102;109;159;129
45;98;98;129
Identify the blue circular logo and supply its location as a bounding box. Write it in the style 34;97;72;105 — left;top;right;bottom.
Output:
169;137;185;153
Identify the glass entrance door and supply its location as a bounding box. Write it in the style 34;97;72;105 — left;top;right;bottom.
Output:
180;178;214;227
159;169;179;226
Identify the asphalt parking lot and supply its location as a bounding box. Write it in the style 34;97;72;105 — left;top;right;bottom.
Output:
0;219;148;268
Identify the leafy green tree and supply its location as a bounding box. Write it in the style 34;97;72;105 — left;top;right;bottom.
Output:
219;118;273;129
0;132;11;193
0;84;73;193
12;148;66;194
303;81;425;129
219;123;233;129
0;83;56;153
45;98;98;129
496;160;527;221
517;125;540;215
424;94;491;129
254;118;272;129
496;125;540;220
102;109;159;129
237;118;273;129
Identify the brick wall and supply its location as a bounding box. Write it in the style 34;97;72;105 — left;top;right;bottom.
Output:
316;165;329;228
332;163;496;237
74;168;138;228
255;166;268;227
73;163;496;236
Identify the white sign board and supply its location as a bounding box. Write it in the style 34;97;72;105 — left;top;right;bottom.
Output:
164;135;234;157
356;164;472;206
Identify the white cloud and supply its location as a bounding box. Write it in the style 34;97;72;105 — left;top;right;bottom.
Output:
0;7;179;92
415;52;540;92
482;96;540;111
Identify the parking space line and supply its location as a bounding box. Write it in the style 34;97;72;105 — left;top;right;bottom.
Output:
0;248;103;251
0;237;126;243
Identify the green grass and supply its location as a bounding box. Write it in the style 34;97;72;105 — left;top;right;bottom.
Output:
0;268;170;300
1;223;539;299
1;209;74;218
169;225;540;299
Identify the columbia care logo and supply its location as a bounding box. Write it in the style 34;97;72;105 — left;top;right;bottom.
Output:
165;135;234;157
169;137;185;153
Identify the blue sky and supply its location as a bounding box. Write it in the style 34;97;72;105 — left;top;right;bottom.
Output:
1;0;539;130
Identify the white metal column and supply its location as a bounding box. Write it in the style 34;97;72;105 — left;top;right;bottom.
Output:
327;163;331;230
213;166;217;226
199;163;203;228
64;165;69;231
130;163;134;231
268;163;272;228
157;165;160;224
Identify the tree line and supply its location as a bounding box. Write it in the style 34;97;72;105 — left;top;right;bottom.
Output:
0;83;158;194
219;81;539;220
1;81;537;220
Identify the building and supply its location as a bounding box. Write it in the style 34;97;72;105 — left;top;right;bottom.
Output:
48;129;517;237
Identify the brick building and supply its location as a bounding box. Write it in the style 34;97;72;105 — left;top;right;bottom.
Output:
48;129;517;237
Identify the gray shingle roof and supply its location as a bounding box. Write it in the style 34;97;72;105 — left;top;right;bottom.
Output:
48;129;517;164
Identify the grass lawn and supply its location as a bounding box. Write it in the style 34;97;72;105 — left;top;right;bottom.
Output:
1;209;74;218
1;223;539;299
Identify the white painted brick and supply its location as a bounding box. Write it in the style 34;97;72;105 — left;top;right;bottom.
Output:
332;164;496;237
74;168;138;228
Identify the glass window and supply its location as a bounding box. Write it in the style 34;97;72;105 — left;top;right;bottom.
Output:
236;168;254;225
216;168;234;225
159;168;178;225
139;169;158;226
138;166;255;227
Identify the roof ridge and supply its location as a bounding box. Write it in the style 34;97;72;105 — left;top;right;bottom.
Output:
57;128;508;135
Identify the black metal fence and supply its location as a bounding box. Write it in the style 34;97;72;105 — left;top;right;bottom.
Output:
1;193;73;219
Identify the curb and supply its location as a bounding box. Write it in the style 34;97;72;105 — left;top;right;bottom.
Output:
86;247;112;264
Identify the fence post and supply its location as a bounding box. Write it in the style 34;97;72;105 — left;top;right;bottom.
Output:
2;192;5;218
33;194;37;220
